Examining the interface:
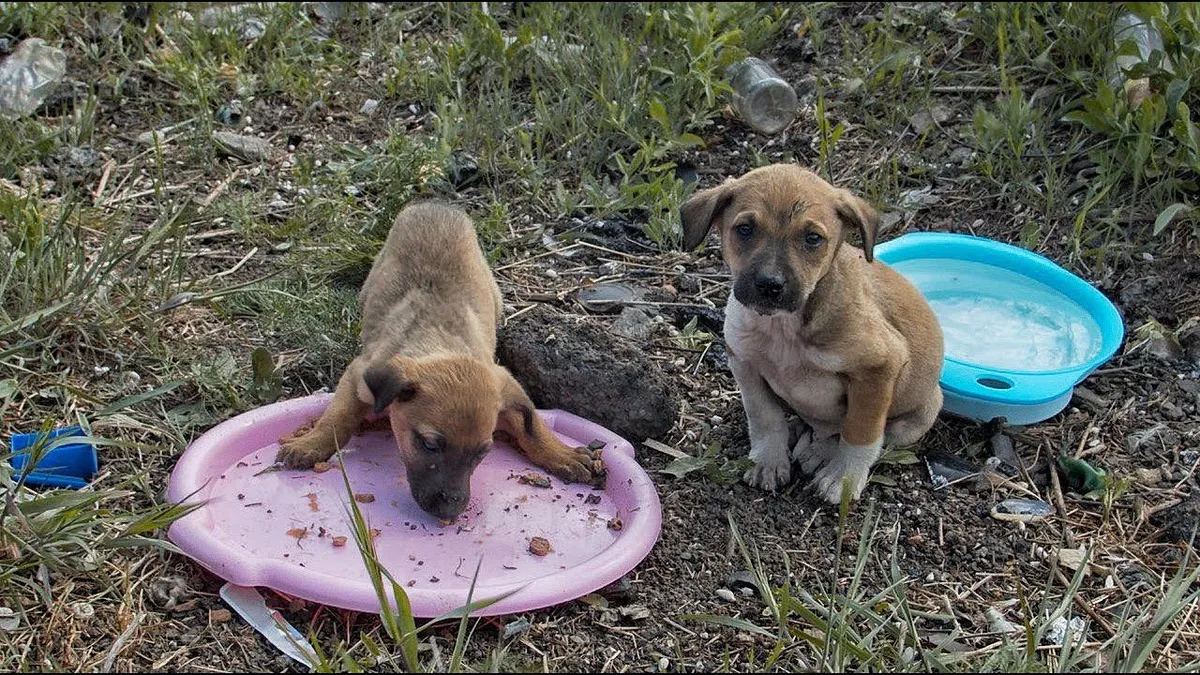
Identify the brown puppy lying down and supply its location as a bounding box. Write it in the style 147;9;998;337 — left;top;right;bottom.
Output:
277;201;604;520
681;164;944;504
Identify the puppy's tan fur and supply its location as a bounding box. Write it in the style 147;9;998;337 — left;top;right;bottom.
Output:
276;201;602;520
681;164;943;503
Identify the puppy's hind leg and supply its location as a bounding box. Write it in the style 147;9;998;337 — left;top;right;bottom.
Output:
277;357;371;469
884;388;943;448
730;354;792;492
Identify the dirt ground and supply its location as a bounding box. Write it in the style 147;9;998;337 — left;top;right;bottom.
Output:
5;3;1200;673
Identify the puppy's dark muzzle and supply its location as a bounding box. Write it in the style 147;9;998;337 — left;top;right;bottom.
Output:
734;273;799;314
417;490;468;520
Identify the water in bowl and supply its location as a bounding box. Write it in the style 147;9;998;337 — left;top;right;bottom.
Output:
892;258;1103;372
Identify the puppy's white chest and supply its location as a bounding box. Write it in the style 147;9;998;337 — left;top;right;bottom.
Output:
725;299;846;421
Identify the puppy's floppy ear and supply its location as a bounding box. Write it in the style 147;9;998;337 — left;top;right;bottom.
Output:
834;189;881;263
680;180;738;252
359;358;418;414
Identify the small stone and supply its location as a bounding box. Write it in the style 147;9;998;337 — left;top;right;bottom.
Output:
716;588;737;602
360;98;379;116
71;602;94;619
909;105;953;134
597;575;636;603
0;607;18;631
618;604;651;621
725;570;758;594
609;306;653;342
1144;335;1184;362
212;131;271;162
1135;467;1162;485
544;268;559;279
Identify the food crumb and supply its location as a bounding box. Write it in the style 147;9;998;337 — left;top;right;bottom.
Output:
354;493;376;503
286;527;308;541
313;462;332;473
332;536;347;547
209;608;231;623
608;517;624;531
517;472;552;488
529;536;552;556
370;528;381;539
306;493;319;511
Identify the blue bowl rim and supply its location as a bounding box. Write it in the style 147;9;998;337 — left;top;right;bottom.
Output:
874;232;1125;404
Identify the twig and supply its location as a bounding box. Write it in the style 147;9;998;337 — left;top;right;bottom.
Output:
1049;458;1075;548
92;159;116;204
199;247;259;283
930;84;1004;94
1054;566;1116;637
100;612;144;672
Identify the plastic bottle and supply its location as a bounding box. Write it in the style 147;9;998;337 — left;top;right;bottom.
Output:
726;57;798;135
0;38;67;120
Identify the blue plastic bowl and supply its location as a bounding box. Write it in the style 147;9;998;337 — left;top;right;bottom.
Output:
9;425;99;489
874;232;1125;425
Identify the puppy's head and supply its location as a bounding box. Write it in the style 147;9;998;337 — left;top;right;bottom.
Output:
358;355;502;521
680;163;880;315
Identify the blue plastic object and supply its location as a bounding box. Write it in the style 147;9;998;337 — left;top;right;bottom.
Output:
9;425;98;489
874;232;1125;425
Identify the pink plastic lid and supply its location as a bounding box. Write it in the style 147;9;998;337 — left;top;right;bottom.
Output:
165;393;662;617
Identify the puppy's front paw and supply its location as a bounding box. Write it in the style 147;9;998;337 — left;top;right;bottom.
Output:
276;431;334;470
796;436;838;475
543;445;606;488
809;440;882;505
743;453;792;492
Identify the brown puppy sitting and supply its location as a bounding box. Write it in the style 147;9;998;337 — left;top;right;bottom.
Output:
681;164;944;504
276;201;603;520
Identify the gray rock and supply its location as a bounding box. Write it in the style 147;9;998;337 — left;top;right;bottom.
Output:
497;306;680;442
715;588;736;602
610;306;652;342
212;131;271;162
725;570;759;594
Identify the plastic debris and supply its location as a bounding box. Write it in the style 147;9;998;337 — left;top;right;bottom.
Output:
726;56;797;135
502;616;531;639
990;498;1055;524
1044;615;1087;647
0;38;67;120
576;283;639;313
9;425;98;489
215;101;244;126
219;584;317;668
1057;454;1110;496
985;606;1019;634
924;450;978;489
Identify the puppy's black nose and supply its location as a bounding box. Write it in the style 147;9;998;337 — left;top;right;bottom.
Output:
439;491;466;506
755;274;785;297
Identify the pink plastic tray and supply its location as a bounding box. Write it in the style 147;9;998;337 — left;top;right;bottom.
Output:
166;393;661;617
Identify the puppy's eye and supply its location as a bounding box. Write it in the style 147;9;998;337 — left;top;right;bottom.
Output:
414;432;441;454
803;231;824;249
735;222;754;239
